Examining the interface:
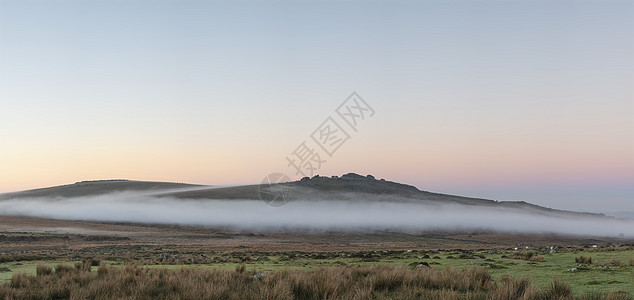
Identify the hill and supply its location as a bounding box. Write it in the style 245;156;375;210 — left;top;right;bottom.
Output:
157;173;606;219
0;174;608;219
0;180;204;199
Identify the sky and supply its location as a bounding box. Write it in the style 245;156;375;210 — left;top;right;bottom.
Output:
0;0;632;213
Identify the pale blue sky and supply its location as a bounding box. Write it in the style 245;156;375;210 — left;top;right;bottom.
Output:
1;0;632;212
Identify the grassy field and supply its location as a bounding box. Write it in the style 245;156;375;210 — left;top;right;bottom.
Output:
2;261;630;299
1;215;632;298
2;246;632;298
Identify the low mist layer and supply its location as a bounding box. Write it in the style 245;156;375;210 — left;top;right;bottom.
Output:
1;191;632;238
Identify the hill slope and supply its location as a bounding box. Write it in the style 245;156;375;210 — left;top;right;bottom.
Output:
157;173;606;219
0;180;204;199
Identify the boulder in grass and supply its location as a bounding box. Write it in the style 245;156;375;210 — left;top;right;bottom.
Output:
415;263;430;269
409;261;430;269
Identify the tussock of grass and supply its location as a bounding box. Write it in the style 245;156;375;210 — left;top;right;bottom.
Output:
604;258;623;267
576;255;593;264
495;275;540;299
542;278;573;299
53;264;74;276
529;255;545;262
507;250;547;262
35;264;52;277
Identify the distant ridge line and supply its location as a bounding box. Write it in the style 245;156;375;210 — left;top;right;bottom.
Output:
74;179;131;184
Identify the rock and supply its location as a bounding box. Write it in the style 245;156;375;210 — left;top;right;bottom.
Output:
414;263;430;269
252;272;267;279
409;261;430;269
575;264;589;271
415;263;430;269
255;256;270;261
0;267;11;272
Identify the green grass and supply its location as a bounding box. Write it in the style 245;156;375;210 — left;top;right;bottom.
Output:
2;248;632;295
0;260;110;282
145;248;634;295
0;261;56;282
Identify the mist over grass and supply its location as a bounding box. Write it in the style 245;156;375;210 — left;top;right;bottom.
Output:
0;191;632;237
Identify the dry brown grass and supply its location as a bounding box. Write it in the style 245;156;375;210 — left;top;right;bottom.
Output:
541;278;573;299
604;257;623;267
529;255;545;262
495;275;540;300
35;264;52;276
0;262;619;299
576;255;593;264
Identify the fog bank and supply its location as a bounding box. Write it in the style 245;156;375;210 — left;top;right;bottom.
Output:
0;192;632;237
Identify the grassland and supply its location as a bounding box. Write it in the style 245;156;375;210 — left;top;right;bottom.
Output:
1;216;632;299
1;245;632;298
2;260;632;299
